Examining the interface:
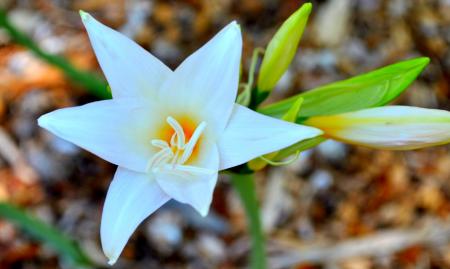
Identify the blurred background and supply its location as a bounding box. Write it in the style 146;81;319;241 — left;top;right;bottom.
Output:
0;0;450;268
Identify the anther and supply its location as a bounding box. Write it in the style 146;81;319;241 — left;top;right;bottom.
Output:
167;116;185;148
179;121;206;164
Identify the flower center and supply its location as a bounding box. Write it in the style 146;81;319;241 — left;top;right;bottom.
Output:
147;116;213;176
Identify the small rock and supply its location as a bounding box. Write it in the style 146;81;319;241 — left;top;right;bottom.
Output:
274;69;294;93
295;217;315;241
171;202;230;235
317;140;348;165
145;211;183;254
81;239;108;265
296;49;337;72
404;82;438;108
314;0;353;47
151;38;181;64
32;205;55;225
24;140;68;181
48;136;80;156
0;221;16;243
8;9;43;36
286;149;313;175
196;233;226;263
340;256;373;269
388;0;411;17
310;170;333;192
120;1;152;39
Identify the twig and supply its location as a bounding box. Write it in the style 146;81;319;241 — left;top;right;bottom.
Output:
269;219;450;268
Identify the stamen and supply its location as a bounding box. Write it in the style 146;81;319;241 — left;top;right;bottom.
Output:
167;116;185;148
151;139;169;149
170;133;177;147
179;122;206;164
172;164;215;175
147;147;173;170
148;117;210;176
171;150;179;166
158;164;215;176
153;149;173;167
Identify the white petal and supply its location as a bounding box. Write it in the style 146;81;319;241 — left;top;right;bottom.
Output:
155;141;219;216
158;22;242;134
101;167;170;265
38;99;160;172
305;106;450;150
80;11;171;99
218;104;323;169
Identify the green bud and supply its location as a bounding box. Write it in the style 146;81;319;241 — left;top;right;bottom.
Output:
257;3;312;92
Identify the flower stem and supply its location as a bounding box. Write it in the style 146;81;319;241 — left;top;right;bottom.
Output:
230;173;267;269
237;48;264;107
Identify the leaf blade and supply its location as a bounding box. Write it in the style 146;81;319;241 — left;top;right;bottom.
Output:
0;202;94;267
258;57;430;119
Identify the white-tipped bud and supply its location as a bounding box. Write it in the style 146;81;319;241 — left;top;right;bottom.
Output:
305;106;450;150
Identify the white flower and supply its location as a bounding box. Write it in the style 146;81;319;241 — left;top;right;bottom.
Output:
37;12;322;264
305;106;450;150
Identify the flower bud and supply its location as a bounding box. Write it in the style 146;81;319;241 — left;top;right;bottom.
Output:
304;106;450;150
257;3;312;92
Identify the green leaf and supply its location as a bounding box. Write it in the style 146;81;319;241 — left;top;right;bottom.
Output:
0;9;110;99
282;96;303;122
229;173;266;269
258;57;430;120
0;202;94;267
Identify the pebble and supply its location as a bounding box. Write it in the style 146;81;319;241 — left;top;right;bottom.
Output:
388;0;411;18
24;139;73;181
32;204;55;225
81;239;108;265
171;202;230;235
296;49;337;72
145;211;183;254
274;69;294;93
404;82;438;108
119;0;152;39
310;169;334;192
0;221;16;243
314;0;353;47
48;135;79;156
286;149;313;175
196;233;226;263
8;9;43;36
295;217;315;241
317;140;348;165
151;38;181;64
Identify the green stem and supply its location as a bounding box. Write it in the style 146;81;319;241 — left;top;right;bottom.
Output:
230;173;266;269
0;202;94;267
237;48;264;106
0;8;110;99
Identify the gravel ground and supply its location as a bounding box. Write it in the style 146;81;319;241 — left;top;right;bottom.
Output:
0;0;449;268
